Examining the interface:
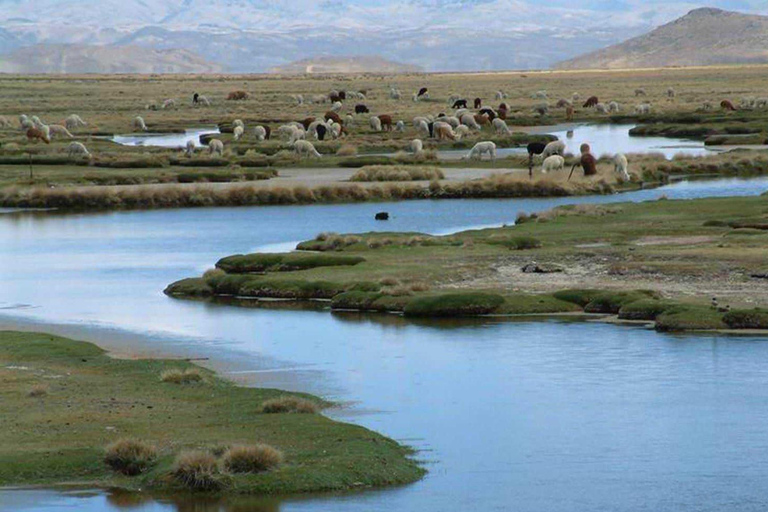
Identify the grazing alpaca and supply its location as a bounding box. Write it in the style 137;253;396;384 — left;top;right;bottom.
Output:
66;141;90;157
473;97;482;109
541;155;565;173
417;87;429;98
613;153;630;181
526;142;547;177
316;124;327;141
583;96;599;108
634;88;646;97
369;116;382;132
26;127;49;143
478;108;496;121
569;143;597;180
492;118;510;135
565;105;574;121
721;99;737;111
473;114;490;127
294;140;322;159
556;98;572;108
301;117;316;130
208;139;224;156
452;99;468;109
542;140;566;158
227;90;249;101
409;139;423;153
434;122;457;140
378;114;393;131
324;111;343;125
355;104;370;114
48;124;74;139
185;140;196;157
462;141;496;162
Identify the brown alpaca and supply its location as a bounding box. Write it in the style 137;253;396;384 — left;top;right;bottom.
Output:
227;90;249;101
435;124;456;141
474;114;490;126
497;107;507;120
26;127;50;144
720;100;737;111
474;97;482;109
324;111;343;125
300;117;316;130
569;143;596;179
565;105;574;121
378;114;393;131
583;96;599;108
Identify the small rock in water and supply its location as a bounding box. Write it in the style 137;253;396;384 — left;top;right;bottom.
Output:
375;212;389;221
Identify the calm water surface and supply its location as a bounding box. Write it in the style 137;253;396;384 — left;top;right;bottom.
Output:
2;178;768;511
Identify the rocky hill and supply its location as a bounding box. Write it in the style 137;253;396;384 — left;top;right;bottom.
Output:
557;8;768;70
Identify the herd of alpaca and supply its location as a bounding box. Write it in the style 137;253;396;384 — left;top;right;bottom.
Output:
5;85;746;177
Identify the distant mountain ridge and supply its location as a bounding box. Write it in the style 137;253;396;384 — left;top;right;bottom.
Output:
269;56;423;75
0;45;223;74
556;8;768;70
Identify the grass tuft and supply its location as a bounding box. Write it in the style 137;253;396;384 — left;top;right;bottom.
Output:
221;444;284;474
104;438;157;476
170;450;224;491
260;396;320;414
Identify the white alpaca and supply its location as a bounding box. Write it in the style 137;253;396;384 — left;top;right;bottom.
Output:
495;91;507;100
31;116;45;128
331;101;343;113
370;116;382;132
345;114;354;126
389;87;402;100
64;114;86;130
395;120;405;132
185;140;196;157
233;119;244;130
233;125;244;141
208;139;224;156
595;103;608;114
460;113;480;130
289;127;306;144
531;90;547;99
409;139;423;153
454;108;468;118
436;115;460;128
413;116;430;127
330;122;343;139
416;120;430;137
0;116;10;128
541;155;565;173
38;124;50;140
463;141;496;161
455;125;471;139
613;153;630;181
572;92;581;102
291;94;304;105
492;118;511;135
634;88;646;97
311;94;327;104
253;126;267;141
67;141;90;157
134;116;148;131
542;140;566;158
608;101;620;113
294;140;322;159
197;95;211;106
49;124;74;138
635;103;651;114
162;99;176;110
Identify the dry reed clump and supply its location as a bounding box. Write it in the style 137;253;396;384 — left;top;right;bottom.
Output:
350;165;445;182
383;285;414;297
170;450;223;491
104;438;158;476
379;277;400;286
367;237;395;249
160;368;204;384
260;396;320;414
221;444;284;474
536;203;623;222
28;384;48;397
336;144;358;157
410;282;431;292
